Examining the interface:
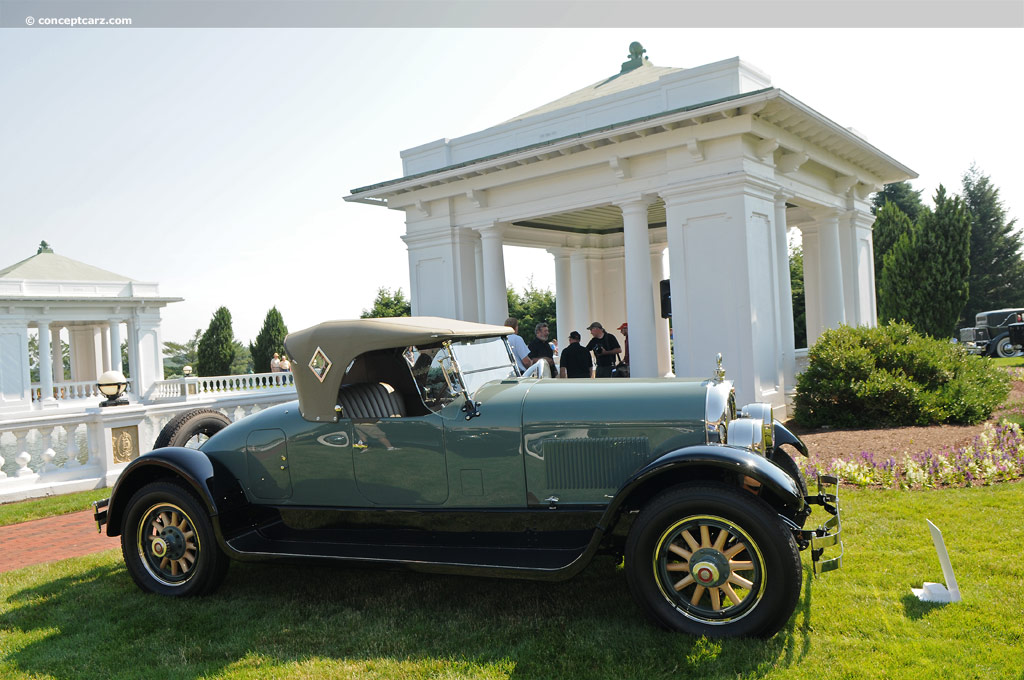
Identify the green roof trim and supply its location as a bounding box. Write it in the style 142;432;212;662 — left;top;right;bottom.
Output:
349;88;775;196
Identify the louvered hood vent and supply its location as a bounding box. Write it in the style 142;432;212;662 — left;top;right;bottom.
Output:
544;437;652;489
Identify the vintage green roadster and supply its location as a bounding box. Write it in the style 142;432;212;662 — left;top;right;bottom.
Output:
94;316;841;638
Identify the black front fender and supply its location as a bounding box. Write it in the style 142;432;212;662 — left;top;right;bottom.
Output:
105;447;239;537
600;444;805;532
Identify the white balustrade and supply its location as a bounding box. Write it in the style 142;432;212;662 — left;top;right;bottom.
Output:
30;379;135;403
2;371;297;502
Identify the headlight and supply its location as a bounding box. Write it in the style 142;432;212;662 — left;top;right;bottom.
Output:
726;418;766;455
739;402;775;450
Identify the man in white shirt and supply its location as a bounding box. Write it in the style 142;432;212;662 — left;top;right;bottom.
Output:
505;317;533;373
270;353;282;373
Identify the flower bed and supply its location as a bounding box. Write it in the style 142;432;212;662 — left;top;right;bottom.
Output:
799;420;1024;489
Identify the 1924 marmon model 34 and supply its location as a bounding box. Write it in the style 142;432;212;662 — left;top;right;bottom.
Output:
94;317;841;638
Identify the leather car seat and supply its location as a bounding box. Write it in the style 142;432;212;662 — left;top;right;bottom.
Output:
337;382;408;419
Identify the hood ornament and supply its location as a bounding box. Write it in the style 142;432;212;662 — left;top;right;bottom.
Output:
713;353;726;382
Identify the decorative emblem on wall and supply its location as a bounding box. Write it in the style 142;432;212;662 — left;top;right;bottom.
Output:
111;426;140;464
309;346;332;383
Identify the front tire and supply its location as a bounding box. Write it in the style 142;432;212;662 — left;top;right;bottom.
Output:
992;334;1022;358
625;483;801;638
120;481;228;596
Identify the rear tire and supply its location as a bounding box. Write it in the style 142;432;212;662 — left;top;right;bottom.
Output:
625;483;801;638
154;408;231;449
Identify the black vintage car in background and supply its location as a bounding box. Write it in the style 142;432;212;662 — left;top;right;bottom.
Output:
959;308;1024;357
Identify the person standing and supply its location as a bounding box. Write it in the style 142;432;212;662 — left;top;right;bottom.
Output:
615;322;631;377
528;322;555;373
558;331;593;378
279;354;291;372
270;353;282;373
585;322;621;378
505;317;532;373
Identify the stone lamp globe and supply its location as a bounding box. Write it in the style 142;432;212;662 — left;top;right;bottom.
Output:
97;370;129;407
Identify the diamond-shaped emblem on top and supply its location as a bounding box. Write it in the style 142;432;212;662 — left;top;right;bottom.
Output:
308;346;332;383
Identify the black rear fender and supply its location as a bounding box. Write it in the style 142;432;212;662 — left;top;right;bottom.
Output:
104;448;244;537
601;444;806;534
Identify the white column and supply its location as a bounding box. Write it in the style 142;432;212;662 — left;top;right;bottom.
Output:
549;248;574;343
801;224;822;346
775;195;796;396
818;211;847;331
618;197;658;378
109;319;122;374
50;326;63;383
37;322;57;405
650;245;671;376
570;246;591;332
125;317;139;397
474;239;486;324
476;223;509;325
101;324;111;373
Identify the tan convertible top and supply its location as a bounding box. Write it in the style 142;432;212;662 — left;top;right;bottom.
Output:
284;316;513;422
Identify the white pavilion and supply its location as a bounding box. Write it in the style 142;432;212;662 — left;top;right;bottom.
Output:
346;43;917;413
0;242;179;414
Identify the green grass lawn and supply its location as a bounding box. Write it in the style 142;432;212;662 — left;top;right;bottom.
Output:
2;484;1023;679
0;488;111;527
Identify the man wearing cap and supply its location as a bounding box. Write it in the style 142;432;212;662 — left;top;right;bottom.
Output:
585;322;622;378
558;331;593;379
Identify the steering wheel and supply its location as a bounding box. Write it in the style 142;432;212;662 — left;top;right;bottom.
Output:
521;359;552;379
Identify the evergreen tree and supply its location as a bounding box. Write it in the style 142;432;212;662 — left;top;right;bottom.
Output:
249;306;289;373
789;247;807;349
361;287;411;318
871;180;924;222
507;282;557;343
879;186;971;338
872;201;914;301
960;165;1023;325
197;307;236;376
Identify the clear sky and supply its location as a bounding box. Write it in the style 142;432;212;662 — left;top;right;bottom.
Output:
2;28;1021;344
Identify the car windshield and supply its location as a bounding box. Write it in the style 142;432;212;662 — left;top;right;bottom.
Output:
405;337;517;413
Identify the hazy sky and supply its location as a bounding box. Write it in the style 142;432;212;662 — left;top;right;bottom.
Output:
2;28;1021;344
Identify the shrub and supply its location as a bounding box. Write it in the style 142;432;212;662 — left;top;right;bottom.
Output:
794;322;1010;428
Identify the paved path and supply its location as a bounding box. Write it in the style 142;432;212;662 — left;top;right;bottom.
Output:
0;510;119;574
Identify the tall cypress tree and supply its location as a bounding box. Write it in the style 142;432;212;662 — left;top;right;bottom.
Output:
960;166;1023;326
872;201;914;305
879;186;971;337
197;306;236;376
249;307;289;373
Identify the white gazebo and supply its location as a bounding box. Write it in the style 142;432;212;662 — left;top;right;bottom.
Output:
0;242;180;414
346;44;916;413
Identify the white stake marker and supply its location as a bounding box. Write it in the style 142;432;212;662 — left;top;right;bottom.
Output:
911;520;962;603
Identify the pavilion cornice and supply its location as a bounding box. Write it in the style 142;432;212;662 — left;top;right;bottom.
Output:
346;88;915;206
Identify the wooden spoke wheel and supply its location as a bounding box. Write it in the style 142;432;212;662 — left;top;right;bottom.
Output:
626;483;802;638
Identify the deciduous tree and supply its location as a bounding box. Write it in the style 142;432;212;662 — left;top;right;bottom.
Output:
507;282;557;343
361;287;411;318
871;180;924;222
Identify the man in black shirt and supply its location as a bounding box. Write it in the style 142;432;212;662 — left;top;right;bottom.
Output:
558;331;593;378
585;321;621;378
527;322;555;374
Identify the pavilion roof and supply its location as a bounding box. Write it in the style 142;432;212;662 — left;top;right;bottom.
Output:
0;249;134;283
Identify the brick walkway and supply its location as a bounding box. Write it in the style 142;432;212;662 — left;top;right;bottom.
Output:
0;510;120;573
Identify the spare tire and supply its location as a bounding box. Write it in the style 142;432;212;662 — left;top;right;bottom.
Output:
153;409;232;449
